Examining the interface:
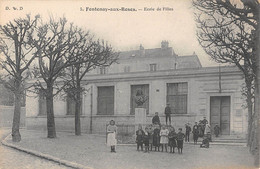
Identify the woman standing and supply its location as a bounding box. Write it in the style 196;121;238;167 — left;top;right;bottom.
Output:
107;120;117;153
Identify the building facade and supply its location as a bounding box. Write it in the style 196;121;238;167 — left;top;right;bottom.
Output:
26;41;248;138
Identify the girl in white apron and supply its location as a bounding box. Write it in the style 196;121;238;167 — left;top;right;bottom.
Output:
107;120;117;152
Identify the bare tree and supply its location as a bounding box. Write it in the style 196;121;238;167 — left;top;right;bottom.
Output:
32;17;90;138
192;0;259;166
0;14;40;142
65;38;117;135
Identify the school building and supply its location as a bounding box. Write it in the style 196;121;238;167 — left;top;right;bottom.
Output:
25;41;248;138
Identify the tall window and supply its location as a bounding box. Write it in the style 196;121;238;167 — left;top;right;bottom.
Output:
150;64;157;71
100;67;106;74
38;89;46;115
124;66;130;73
66;93;82;115
130;84;149;115
167;82;188;114
97;86;114;115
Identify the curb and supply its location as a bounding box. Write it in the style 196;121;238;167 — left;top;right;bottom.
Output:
118;142;247;146
184;141;247;146
1;134;93;169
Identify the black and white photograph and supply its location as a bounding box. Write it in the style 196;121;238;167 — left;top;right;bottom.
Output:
0;0;259;168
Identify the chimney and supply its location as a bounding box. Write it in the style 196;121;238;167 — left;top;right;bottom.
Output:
139;44;144;50
161;40;169;49
139;44;145;57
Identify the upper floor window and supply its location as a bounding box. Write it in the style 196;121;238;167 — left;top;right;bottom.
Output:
100;67;106;74
124;66;130;73
150;64;157;71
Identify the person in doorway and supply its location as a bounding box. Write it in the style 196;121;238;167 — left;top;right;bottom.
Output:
214;124;220;137
165;103;172;125
192;122;199;144
152;112;160;125
107;120;117;153
185;123;192;142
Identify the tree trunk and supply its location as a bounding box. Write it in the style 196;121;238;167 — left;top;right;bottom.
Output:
246;80;253;146
46;84;56;138
75;82;81;135
12;79;22;142
253;9;260;167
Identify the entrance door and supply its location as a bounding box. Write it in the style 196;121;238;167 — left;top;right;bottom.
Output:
210;96;230;135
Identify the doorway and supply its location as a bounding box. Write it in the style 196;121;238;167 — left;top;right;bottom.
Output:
210;96;231;135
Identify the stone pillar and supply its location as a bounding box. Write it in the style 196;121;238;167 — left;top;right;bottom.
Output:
135;108;147;132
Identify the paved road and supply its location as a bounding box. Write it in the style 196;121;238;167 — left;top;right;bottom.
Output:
0;128;70;169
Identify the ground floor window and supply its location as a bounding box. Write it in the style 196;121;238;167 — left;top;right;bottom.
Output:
130;84;149;115
97;86;114;115
166;82;188;114
66;92;82;115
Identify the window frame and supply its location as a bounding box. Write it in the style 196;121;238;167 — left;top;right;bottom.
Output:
97;86;115;115
166;82;188;114
149;64;157;71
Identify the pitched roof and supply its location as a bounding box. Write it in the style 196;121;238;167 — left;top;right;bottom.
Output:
118;47;176;59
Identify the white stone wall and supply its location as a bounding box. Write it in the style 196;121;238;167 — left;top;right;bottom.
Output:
25;66;247;137
26;91;38;117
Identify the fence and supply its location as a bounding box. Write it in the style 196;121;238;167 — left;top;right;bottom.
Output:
106;124;136;144
0;106;26;127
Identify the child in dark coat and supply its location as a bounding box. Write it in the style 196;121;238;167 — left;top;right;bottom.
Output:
200;134;210;148
177;128;185;154
153;124;160;151
168;126;177;153
214;124;220;137
147;124;153;151
193;122;199;144
144;127;150;153
136;125;144;151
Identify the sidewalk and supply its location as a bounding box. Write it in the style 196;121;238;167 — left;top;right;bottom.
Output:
2;129;256;169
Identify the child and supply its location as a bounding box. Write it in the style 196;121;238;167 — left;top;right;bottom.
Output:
214;124;220;137
147;124;154;151
200;134;210;148
177;128;185;154
185;123;191;142
192;122;199;144
136;125;144;151
107;120;117;153
160;125;169;152
152;112;161;125
168;126;177;153
153;124;160;151
143;127;150;153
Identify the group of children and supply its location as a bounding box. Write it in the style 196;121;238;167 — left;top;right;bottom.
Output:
136;124;185;154
106;117;216;153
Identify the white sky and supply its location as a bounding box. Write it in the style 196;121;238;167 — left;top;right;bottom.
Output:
0;0;219;67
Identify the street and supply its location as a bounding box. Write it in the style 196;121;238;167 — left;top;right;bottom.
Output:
0;128;70;169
